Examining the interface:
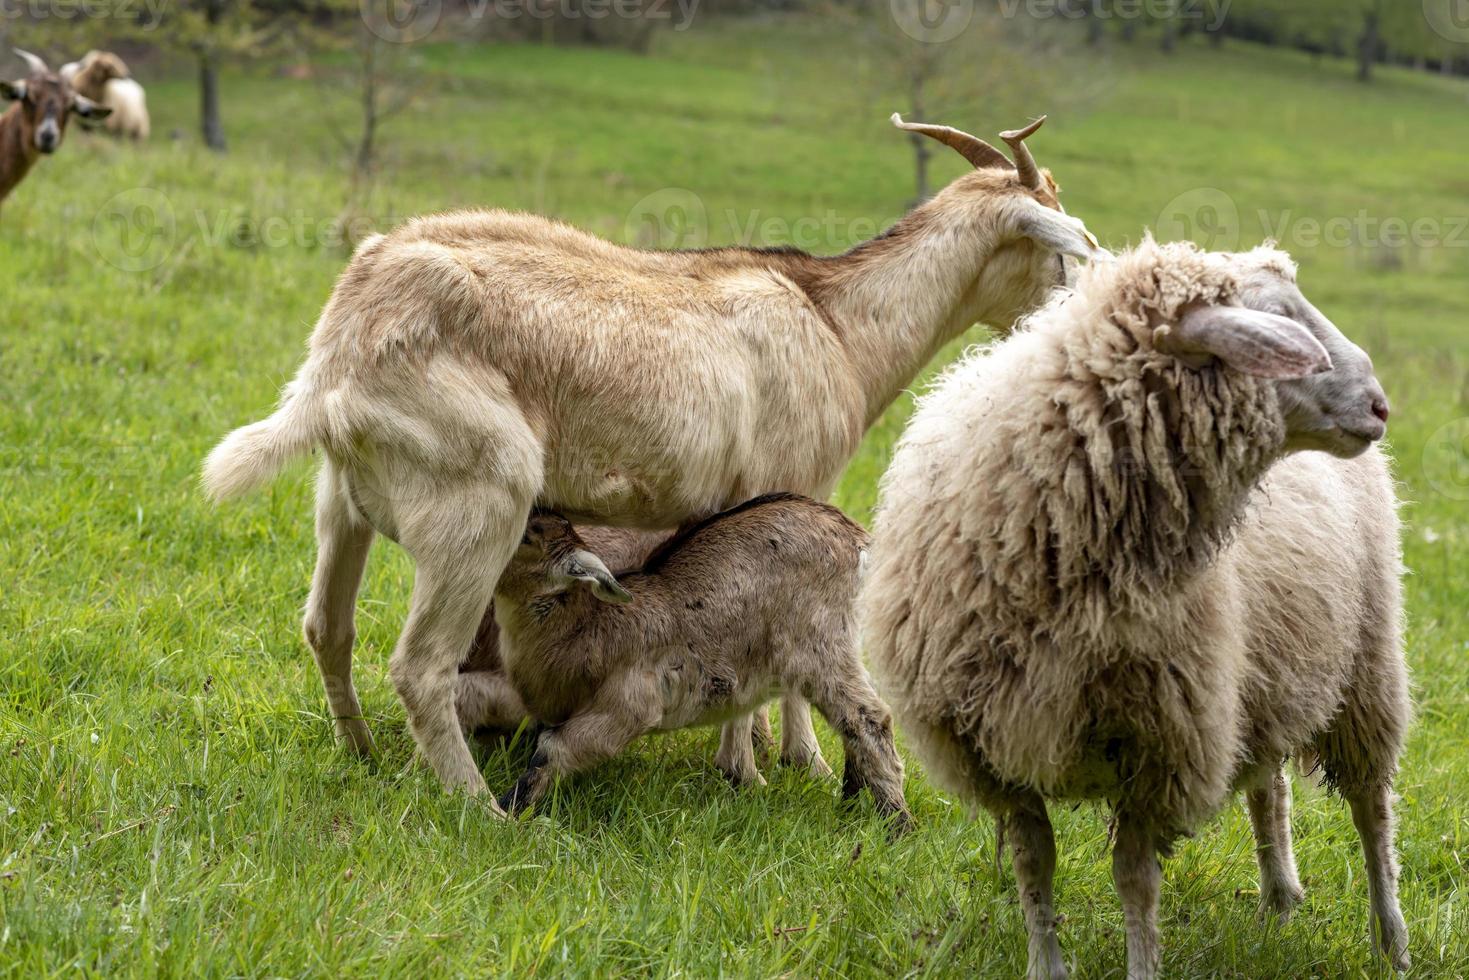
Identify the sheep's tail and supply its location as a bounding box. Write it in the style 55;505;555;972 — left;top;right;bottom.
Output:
202;377;327;501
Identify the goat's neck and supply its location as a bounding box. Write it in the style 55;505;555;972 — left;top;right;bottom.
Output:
0;107;37;202
815;202;1022;425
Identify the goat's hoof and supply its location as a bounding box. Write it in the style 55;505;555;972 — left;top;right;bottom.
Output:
782;753;834;779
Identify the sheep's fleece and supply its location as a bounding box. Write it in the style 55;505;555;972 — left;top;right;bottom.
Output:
863;238;1408;839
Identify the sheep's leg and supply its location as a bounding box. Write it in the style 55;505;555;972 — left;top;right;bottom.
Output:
1245;767;1304;920
1112;812;1163;980
715;716;766;788
1005;795;1068;980
455;669;530;735
1346;782;1410;971
779;696;833;778
500;681;655;815
302;464;376;756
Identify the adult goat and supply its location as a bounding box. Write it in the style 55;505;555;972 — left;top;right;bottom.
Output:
1;49;109;208
203;114;1105;807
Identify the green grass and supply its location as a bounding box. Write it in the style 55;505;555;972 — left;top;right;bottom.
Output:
3;21;1468;977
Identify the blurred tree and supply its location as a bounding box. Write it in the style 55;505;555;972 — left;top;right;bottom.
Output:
148;0;271;150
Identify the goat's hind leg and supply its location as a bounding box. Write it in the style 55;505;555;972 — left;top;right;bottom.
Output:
806;661;909;832
303;463;376;756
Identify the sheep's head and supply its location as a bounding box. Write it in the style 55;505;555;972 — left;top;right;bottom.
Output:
507;510;634;605
82;50;130;82
1155;251;1389;459
891;113;1106;329
1;49;110;155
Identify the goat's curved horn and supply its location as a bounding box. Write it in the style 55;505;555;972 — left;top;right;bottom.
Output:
14;49;49;76
1000;116;1047;190
891;112;1013;172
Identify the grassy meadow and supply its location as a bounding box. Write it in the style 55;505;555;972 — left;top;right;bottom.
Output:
2;19;1467;976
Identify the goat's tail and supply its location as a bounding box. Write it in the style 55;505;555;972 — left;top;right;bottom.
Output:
202;378;326;501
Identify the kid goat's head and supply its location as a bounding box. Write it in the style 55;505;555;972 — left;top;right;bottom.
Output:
891;113;1105;326
510;511;634;605
2;49;110;156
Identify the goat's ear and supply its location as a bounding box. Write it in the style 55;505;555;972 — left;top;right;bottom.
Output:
1015;198;1106;261
1;79;24;102
567;549;633;605
1157;304;1332;379
72;94;111;119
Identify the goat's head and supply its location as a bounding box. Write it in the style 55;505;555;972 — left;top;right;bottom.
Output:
81;49;130;84
510;510;634;605
1156;250;1389;459
1;49;110;155
892;113;1106;329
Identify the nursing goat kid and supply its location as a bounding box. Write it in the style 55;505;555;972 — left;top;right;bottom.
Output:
863;238;1409;978
492;494;909;829
203;114;1105;809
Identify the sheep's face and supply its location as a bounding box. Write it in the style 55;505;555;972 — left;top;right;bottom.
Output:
0;71;110;155
509;511;633;605
1233;263;1389;459
1156;259;1388;460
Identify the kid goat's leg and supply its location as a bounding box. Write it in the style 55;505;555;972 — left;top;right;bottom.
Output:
500;676;657;814
779;696;833;778
303;463;376;756
1245;766;1305;919
807;660;909;831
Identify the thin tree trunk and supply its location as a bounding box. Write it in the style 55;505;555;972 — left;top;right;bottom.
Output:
355;34;378;175
200;51;226;151
1357;9;1379;82
908;76;930;203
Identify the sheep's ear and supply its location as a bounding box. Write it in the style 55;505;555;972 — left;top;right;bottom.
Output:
1;79;24;102
567;549;633;605
1015;198;1106;261
72;94;111;119
1160;305;1332;379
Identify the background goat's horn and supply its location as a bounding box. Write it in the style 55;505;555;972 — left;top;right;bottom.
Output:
14;49;49;76
999;116;1047;190
891;112;1013;172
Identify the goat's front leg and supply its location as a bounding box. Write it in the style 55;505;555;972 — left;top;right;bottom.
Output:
1112;811;1164;980
500;678;656;815
1246;766;1305;920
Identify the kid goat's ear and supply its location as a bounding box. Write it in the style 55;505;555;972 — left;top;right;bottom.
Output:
1158;304;1333;379
1015;197;1106;262
567;549;634;605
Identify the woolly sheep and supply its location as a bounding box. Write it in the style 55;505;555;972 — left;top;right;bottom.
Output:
863;238;1409;978
490;493;909;829
61;51;148;141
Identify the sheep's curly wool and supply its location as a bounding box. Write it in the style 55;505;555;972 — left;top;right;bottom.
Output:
863;238;1407;839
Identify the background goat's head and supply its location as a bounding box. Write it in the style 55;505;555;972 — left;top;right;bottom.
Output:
891;113;1106;328
2;50;110;155
508;511;634;605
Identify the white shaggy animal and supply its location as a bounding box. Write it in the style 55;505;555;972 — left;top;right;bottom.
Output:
491;494;908;829
201;114;1104;809
61;51;149;140
863;238;1409;978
